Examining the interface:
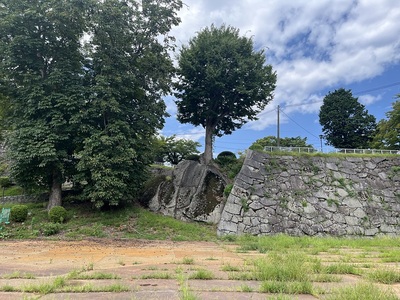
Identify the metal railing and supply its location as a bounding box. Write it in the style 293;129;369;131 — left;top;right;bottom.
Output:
264;146;317;153
264;146;399;155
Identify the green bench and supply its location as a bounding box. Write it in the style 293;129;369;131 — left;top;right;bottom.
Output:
0;208;10;228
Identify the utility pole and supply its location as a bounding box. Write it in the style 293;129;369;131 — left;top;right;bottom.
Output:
277;105;280;148
319;135;323;152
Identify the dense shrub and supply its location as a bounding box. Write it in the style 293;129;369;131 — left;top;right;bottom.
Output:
0;176;11;189
10;205;28;222
48;206;67;223
217;151;236;160
42;223;63;236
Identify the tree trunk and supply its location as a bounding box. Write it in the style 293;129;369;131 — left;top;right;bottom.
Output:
204;123;214;165
47;170;62;210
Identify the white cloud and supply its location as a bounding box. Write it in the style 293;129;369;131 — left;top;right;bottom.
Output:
170;0;400;131
359;94;382;106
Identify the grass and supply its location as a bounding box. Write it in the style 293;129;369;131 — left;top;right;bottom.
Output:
2;271;36;279
324;263;361;275
189;269;214;280
366;268;400;284
326;283;399;300
67;270;120;280
140;272;174;279
259;280;313;294
0;202;217;241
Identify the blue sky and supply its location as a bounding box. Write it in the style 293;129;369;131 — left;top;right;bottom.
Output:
161;0;400;155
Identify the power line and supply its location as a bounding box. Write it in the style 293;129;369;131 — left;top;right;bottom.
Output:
283;81;400;108
279;108;320;140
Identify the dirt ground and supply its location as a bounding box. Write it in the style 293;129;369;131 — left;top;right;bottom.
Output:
0;239;398;299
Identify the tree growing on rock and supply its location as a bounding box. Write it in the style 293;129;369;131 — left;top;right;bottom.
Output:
319;88;376;149
175;24;277;164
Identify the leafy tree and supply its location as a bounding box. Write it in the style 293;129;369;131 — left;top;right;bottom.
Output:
371;98;400;150
151;135;200;165
175;24;277;164
0;0;89;209
250;136;313;150
0;0;183;209
75;0;182;208
319;88;376;149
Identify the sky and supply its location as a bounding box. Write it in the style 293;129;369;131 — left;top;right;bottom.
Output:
161;0;400;156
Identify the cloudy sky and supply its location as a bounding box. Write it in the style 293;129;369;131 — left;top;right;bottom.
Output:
162;0;400;154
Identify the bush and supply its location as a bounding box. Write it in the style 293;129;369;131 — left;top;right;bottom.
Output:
10;205;28;222
0;176;11;189
42;223;63;236
217;151;236;160
48;206;67;223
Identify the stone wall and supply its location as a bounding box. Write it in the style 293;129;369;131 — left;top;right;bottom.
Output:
0;194;47;205
217;150;400;237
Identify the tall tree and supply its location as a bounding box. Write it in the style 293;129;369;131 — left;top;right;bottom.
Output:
250;135;313;150
75;0;182;208
0;0;89;209
371;98;400;150
319;88;376;149
175;24;277;164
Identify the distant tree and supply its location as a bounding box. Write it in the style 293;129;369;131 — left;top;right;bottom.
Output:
152;135;200;165
250;136;313;150
370;98;400;150
319;88;376;149
175;24;277;164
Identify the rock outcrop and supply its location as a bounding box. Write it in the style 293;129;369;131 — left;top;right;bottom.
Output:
148;160;227;224
217;150;400;237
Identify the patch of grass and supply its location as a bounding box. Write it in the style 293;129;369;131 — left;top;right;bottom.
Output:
366;268;400;284
324;263;361;275
67;270;120;280
326;283;398;300
2;271;35;279
181;257;195;265
189;269;214;280
259;280;313;294
380;250;400;262
239;284;253;292
177;272;199;300
312;274;341;283
2;185;24;196
253;252;311;282
21;276;66;294
221;263;241;272
140;272;174;279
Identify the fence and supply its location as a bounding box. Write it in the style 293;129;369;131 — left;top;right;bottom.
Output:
264;146;399;155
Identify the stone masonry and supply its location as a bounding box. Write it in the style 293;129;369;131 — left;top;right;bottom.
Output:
217;150;400;237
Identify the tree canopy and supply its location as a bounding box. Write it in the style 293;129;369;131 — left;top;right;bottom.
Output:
371;98;400;150
175;24;277;164
0;0;182;209
152;135;200;165
250;136;313;151
319;88;376;149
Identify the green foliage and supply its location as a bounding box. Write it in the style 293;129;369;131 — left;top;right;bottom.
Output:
10;205;28;222
175;24;277;163
48;206;67;223
319;88;376;148
1;0;183;209
371;98;400;150
152;135;201;165
326;283;398;300
75;0;183;208
224;184;233;197
250;135;313;149
0;177;11;189
42;223;63;236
